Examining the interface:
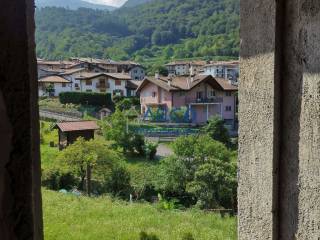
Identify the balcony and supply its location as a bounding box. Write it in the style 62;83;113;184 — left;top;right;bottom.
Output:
185;97;223;104
96;82;110;89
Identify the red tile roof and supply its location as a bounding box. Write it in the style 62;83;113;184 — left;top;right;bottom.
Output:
55;121;99;132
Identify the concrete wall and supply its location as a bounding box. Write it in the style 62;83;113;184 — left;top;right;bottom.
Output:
239;0;320;239
0;0;43;239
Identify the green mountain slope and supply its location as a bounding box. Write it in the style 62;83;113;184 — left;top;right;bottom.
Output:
36;0;116;11
122;0;155;8
35;0;239;64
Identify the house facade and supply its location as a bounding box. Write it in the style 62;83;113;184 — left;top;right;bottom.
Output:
128;65;145;80
75;72;132;96
202;61;239;82
137;75;237;125
165;61;206;76
38;75;72;97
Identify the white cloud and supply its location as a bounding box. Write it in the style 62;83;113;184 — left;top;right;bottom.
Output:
85;0;127;7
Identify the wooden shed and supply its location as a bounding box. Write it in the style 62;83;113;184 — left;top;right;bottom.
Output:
54;121;99;150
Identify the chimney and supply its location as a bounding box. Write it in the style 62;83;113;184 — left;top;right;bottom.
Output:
155;72;160;79
167;77;172;87
190;66;195;77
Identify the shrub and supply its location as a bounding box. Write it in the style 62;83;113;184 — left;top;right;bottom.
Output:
59;92;113;107
105;166;132;199
182;233;195;240
42;169;79;191
140;232;160;240
144;141;158;160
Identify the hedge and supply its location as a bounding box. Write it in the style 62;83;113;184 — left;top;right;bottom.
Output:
59;92;113;107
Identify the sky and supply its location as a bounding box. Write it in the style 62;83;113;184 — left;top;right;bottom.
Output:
85;0;127;7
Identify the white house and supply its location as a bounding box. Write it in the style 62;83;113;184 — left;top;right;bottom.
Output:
74;72;132;96
202;61;239;82
38;75;72;97
165;61;206;76
128;65;145;80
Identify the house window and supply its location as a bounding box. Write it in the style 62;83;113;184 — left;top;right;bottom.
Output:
62;83;66;87
152;92;157;98
115;80;121;86
226;92;232;96
225;106;232;111
196;91;203;99
86;80;92;86
86;89;92;93
209;90;216;97
179;92;185;97
75;83;79;88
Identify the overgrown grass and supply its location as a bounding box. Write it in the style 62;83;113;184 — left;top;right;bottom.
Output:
43;189;237;240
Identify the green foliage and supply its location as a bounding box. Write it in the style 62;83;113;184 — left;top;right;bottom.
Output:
102;109;130;150
115;97;140;112
182;233;195;240
140;232;160;240
202;116;231;146
144;141;158;160
59;92;113;107
158;135;237;209
105;166;132;198
57;137;123;194
42;168;79;190
157;193;180;211
35;0;239;61
44;84;55;96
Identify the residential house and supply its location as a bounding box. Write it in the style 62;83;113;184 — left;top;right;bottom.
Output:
137;75;238;125
202;61;239;82
75;72;132;96
38;75;72;97
165;61;206;76
70;58;118;73
128;65;145;80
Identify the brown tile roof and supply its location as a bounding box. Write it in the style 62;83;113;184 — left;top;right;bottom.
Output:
165;60;206;66
126;80;142;89
205;60;239;67
55;121;99;132
38;75;70;83
76;72;131;80
137;75;238;93
59;68;86;76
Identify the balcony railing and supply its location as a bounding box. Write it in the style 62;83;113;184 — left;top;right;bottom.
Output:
185;97;223;104
96;83;110;89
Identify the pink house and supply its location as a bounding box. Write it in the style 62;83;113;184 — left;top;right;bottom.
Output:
137;75;238;124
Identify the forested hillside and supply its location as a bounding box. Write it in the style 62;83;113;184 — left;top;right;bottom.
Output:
35;0;116;10
35;0;239;65
122;0;155;8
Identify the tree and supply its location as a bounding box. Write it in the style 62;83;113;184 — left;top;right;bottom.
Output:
102;108;146;155
202;116;231;146
158;135;237;209
44;84;55;97
57;137;122;195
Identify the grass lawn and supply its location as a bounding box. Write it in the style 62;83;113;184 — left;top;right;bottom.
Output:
40;121;59;170
43;189;237;240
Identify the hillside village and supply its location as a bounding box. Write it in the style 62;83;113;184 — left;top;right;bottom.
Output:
38;57;239;126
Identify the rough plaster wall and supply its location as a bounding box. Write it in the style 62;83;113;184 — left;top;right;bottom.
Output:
238;0;279;239
0;0;43;239
279;1;320;239
240;0;320;239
